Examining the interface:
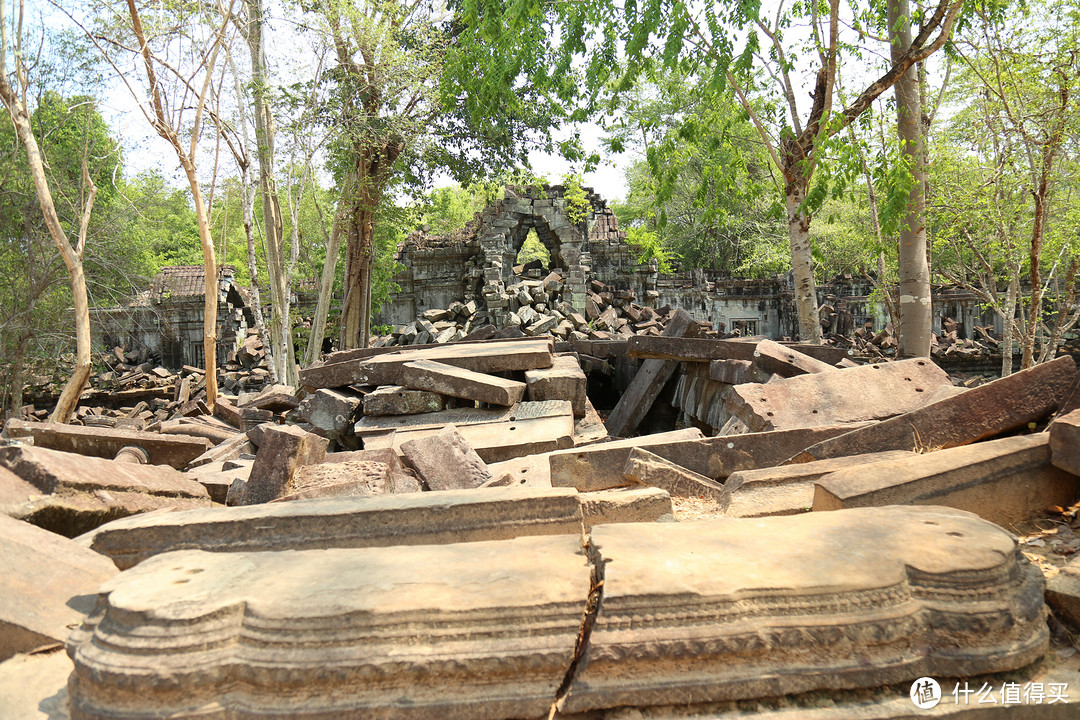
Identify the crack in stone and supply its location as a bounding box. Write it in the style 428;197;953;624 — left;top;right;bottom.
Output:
549;535;606;719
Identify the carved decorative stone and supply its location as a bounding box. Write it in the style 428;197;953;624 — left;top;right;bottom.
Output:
67;535;592;720
562;506;1048;713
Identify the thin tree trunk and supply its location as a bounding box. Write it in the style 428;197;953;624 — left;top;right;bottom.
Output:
304;185;346;365
0;17;96;422
1001;277;1019;376
784;182;823;343
890;0;932;358
182;160;220;408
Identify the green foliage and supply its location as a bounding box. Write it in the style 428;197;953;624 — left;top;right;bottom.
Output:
516;230;551;266
625;226;677;273
562;173;589;225
421;184;486;236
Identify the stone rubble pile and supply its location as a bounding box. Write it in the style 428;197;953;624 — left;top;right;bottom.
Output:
2;314;1080;717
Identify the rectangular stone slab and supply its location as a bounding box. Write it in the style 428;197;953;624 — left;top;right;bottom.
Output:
373;411;577;464
724;450;915;517
795;355;1079;462
725;358;951;432
551;425;861;491
751;338;836;377
812;434;1080;526
1;445;211;538
626;337;853;365
622;448;729;506
525;355;587;417
563;506;1048;713
0;514;117;661
399;359;526;406
83;486;585;570
3;419;210;469
354;400;568;437
352;338;554;388
605;308;699;437
67;534;591;720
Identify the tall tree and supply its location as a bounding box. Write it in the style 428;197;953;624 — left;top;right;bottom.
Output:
0;2;99;422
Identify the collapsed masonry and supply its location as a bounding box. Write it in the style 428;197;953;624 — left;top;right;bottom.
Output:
3;315;1080;717
379;184;1010;346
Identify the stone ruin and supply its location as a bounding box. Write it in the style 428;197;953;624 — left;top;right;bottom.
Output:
3;314;1080;716
379;184;1007;346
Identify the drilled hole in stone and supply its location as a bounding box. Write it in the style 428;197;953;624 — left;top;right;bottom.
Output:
872;364;881;369
924;521;939;525
760;398;767;402
187;568;204;575
915;388;924;392
917;361;926;365
947;531;964;537
904;377;912;381
811;409;818;414
509;426;516;431
173;579;190;585
766;412;774;417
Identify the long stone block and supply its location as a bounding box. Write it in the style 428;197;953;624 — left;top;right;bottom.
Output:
82;486;585;570
299;336;554;389
563;506;1047;713
751;338;836;377
622;448;729;506
368;402;577;464
0;445;210;537
1047;554;1080;628
551;425;860;492
353;338;554;388
724;450;914;517
606;308;699;437
0;514;117;661
626;337;853;365
579;487;673;528
3;419;210;469
1049;408;1080;476
67;534;591;720
400;359;526;406
796;355;1079;462
812;434;1079;526
726;358;951;432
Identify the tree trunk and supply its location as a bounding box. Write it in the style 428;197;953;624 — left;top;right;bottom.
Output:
304;185;346;365
784;182;822;343
340;201;376;349
0;61;94;423
1001;277;1019;376
244;0;296;386
890;0;932;358
181;160;219;409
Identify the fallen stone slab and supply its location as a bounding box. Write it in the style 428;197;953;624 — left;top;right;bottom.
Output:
68;534;591;720
562;506;1047;713
275;457;419;501
1049;408;1080;477
0;514;117;661
579;486;673;528
525;354;587;417
354;400;566;438
551;425;859;492
751;338;836;377
627;337;853;365
724;450;915;517
400;425;492;490
185;431;253;469
370;404;577;464
623;448;729;507
605;308;699;437
725;358;951;432
399;359;526;406
3;419;210;469
0;445;210;537
82;486;585;570
238;383;299;412
796;355;1079;462
812;434;1079;526
1047;554;1080;628
347;338;554;388
362;385;447;416
237;425;329;506
0;647;73;719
